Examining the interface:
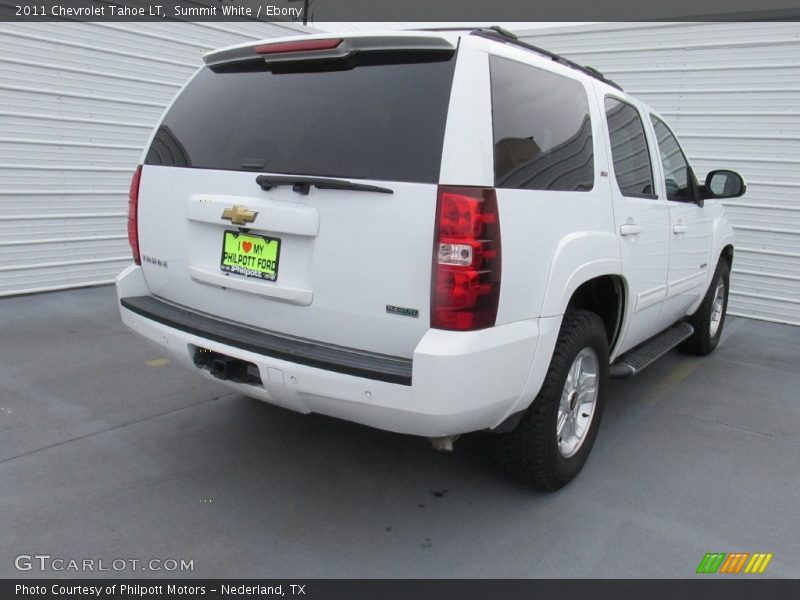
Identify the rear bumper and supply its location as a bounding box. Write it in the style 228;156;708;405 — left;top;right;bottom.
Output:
116;265;539;437
120;295;412;386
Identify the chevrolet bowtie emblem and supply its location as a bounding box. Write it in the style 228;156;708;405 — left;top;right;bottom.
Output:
221;205;258;226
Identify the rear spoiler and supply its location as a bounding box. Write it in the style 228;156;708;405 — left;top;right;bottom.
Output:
203;35;457;68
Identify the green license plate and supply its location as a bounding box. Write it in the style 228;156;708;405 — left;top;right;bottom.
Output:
220;231;281;281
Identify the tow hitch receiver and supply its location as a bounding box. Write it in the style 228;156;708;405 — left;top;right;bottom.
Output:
192;347;262;385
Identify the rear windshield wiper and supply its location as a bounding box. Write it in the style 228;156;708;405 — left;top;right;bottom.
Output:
256;175;393;195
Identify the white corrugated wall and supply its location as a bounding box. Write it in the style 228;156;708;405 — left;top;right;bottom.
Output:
517;22;800;326
0;21;309;297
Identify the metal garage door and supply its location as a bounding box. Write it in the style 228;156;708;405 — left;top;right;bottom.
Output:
0;21;309;297
518;22;800;326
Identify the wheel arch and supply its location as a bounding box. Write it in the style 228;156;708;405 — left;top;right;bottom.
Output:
539;231;622;318
720;243;734;270
566;274;627;356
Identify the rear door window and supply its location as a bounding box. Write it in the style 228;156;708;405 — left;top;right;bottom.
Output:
604;97;656;199
146;53;457;184
489;55;594;192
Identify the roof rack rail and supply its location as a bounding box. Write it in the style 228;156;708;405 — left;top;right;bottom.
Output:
415;26;477;32
470;26;623;91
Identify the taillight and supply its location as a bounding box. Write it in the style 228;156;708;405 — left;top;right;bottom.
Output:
255;38;343;55
432;186;501;331
127;165;142;265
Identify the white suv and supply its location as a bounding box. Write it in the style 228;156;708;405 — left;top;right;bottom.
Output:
117;28;745;489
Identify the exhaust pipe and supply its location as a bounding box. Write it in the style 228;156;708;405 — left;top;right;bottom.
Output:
429;435;459;452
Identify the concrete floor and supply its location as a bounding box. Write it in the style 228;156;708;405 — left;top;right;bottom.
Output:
1;285;798;578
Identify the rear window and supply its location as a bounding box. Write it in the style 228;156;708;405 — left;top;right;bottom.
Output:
145;53;457;184
489;55;594;192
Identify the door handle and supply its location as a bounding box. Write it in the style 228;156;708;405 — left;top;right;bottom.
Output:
673;224;688;234
620;223;642;236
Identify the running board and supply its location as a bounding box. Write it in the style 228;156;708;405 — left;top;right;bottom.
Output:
610;322;694;379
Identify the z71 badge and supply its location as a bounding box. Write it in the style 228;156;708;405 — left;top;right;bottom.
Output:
386;305;419;318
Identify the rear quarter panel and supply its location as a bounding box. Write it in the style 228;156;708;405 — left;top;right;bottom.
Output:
451;41;620;325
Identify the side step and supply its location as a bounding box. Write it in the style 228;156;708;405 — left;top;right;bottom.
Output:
610;322;694;379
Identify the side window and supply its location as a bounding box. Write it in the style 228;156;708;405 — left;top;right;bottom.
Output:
490;55;594;192
604;97;656;198
651;116;692;201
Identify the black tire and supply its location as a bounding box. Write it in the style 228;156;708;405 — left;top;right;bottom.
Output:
679;259;730;356
490;309;609;491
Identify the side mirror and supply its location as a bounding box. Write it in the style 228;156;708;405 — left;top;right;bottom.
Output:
703;169;746;200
